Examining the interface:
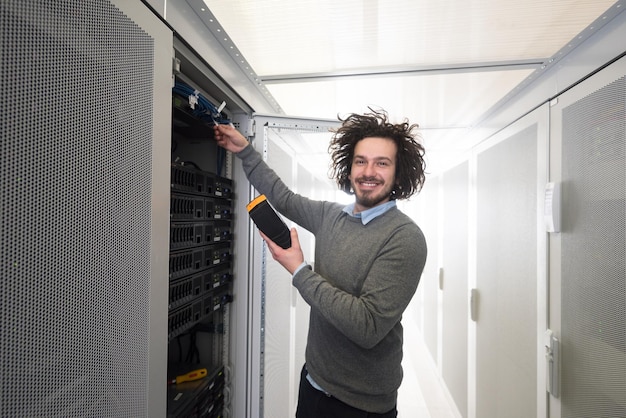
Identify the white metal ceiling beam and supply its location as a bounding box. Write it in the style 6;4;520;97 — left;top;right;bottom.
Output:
260;59;546;84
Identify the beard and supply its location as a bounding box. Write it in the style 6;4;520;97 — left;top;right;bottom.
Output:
352;177;395;209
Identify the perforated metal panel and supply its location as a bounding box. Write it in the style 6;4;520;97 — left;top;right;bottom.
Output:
441;162;469;417
419;176;440;360
560;76;626;418
1;1;156;416
476;125;538;418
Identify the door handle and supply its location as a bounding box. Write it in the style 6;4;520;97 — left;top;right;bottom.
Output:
544;329;560;398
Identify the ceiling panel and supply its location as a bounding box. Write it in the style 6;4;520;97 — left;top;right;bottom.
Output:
195;0;619;174
203;0;615;74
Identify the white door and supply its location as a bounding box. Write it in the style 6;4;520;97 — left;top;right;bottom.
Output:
471;104;550;418
547;55;626;418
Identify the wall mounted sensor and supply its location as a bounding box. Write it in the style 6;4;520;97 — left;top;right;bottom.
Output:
247;195;291;249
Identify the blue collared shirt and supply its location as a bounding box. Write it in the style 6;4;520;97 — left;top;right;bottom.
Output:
342;200;397;225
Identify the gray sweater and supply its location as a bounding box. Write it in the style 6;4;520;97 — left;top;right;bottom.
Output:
238;145;427;413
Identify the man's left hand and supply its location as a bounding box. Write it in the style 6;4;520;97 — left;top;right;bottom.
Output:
259;228;304;275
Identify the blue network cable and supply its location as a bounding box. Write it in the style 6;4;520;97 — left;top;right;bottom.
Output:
173;81;229;175
172;82;230;125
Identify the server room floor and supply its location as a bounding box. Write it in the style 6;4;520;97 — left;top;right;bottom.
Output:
397;323;460;418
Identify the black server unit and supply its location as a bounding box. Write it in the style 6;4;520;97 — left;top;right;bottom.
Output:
167;79;234;418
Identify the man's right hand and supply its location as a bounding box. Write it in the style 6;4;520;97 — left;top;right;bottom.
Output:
213;124;250;153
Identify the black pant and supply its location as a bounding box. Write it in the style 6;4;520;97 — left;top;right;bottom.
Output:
295;365;398;418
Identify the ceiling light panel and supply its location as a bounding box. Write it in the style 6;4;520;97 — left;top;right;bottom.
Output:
203;0;616;75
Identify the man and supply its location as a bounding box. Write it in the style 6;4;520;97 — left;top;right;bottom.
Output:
213;109;427;418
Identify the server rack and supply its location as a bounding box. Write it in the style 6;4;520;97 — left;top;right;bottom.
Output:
167;77;235;417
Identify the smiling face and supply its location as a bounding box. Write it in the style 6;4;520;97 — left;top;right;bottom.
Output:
349;136;398;213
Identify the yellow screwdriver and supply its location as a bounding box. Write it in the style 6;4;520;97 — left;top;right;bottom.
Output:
168;368;208;385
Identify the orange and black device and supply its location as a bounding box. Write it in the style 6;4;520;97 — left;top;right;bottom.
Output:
246;195;291;249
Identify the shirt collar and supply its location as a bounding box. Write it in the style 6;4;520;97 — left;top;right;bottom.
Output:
342;200;397;225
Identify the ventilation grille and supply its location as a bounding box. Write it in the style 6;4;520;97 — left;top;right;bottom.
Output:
1;1;155;416
561;76;626;417
476;125;538;417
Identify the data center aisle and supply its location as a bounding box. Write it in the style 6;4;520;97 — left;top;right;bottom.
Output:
397;321;460;418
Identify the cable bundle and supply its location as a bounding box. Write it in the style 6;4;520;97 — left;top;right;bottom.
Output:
172;82;230;125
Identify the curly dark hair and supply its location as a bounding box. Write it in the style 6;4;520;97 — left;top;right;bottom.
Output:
328;108;426;200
